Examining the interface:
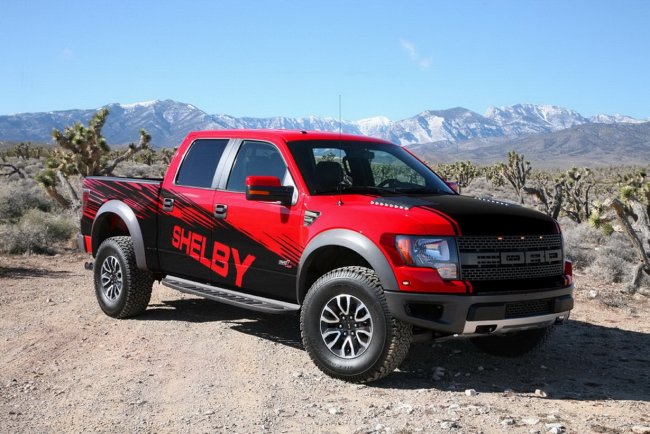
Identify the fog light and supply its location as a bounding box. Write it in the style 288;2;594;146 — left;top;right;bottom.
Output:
434;263;458;280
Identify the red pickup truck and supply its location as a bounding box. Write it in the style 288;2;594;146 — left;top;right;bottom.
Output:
79;129;573;382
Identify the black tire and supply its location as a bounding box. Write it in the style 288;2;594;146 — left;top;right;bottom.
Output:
470;326;554;357
300;266;412;383
94;236;153;319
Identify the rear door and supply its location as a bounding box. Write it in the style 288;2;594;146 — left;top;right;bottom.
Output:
157;138;231;283
211;140;304;302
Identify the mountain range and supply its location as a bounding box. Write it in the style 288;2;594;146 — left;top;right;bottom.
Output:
1;100;648;166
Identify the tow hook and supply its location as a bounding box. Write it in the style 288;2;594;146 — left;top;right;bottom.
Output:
84;261;94;271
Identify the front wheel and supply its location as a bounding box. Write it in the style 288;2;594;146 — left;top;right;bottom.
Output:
470;326;554;357
94;236;153;318
300;266;412;383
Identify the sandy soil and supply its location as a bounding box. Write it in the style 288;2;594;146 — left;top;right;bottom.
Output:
1;253;649;434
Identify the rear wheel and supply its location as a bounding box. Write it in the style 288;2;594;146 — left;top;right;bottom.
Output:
470;326;554;357
300;266;412;383
94;236;153;318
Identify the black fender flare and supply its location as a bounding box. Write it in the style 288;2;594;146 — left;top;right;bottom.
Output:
91;200;148;270
296;229;398;303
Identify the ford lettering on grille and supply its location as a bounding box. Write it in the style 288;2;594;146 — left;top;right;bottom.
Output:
461;249;562;266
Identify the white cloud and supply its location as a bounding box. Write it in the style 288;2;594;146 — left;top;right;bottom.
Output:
400;39;432;71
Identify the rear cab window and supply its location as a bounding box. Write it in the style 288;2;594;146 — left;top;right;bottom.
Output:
175;139;229;188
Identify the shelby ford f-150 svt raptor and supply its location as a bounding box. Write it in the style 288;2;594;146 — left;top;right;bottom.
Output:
79;129;574;382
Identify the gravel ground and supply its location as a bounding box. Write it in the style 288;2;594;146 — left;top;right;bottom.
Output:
1;253;649;434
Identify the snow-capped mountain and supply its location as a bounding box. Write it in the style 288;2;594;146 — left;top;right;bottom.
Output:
0;99;646;147
356;116;391;137
484;104;589;136
386;108;504;145
589;113;649;124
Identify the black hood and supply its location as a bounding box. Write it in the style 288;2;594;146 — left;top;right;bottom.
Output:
370;195;558;236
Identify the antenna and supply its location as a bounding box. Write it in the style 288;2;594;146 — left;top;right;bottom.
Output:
338;94;342;136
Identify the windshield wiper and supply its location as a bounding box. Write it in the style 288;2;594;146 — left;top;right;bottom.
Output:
313;185;396;195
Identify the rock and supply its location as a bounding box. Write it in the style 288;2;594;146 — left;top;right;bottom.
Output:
440;421;459;429
535;389;548;397
395;402;414;414
465;389;477;397
203;410;214;416
587;290;598;299
632;427;650;434
545;423;565;433
432;367;445;381
523;417;540;425
501;418;515;426
477;366;484;371
328;407;340;415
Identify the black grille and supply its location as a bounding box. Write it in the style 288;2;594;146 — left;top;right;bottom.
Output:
505;299;555;318
458;234;562;251
458;234;564;283
462;263;564;281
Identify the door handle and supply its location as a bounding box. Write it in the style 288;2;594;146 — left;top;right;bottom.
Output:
162;197;174;212
214;204;228;219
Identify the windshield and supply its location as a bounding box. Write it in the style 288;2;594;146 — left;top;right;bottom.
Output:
286;140;455;196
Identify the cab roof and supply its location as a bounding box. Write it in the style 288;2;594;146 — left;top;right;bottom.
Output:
183;129;394;145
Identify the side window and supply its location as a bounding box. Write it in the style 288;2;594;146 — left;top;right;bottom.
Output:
176;139;228;188
226;141;288;192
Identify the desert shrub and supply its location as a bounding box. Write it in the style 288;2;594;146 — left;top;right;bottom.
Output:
561;219;602;269
585;254;630;284
0;179;54;221
561;217;637;283
113;161;166;178
0;209;76;254
462;176;520;203
583;234;638;284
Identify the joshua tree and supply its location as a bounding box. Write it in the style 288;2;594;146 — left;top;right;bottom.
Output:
590;169;650;292
434;160;480;194
36;108;151;209
486;150;531;204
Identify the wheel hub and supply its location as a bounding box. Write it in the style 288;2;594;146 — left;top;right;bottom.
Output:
320;294;373;359
100;256;123;301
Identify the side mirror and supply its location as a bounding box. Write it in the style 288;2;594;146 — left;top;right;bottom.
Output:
445;181;460;194
246;176;294;206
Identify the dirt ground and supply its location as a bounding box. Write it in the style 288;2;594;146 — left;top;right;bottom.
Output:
1;253;649;434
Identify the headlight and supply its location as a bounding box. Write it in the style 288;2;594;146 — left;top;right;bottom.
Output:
395;236;459;280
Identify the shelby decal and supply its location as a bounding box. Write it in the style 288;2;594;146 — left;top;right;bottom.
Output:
171;225;256;287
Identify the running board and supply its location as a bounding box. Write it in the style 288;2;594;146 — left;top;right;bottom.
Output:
162;276;300;314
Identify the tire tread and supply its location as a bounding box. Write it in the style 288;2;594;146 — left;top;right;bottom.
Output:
300;266;411;383
95;236;153;318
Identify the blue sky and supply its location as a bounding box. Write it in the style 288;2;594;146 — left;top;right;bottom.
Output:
1;0;649;120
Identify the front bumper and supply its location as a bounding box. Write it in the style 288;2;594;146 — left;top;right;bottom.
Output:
384;285;573;336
